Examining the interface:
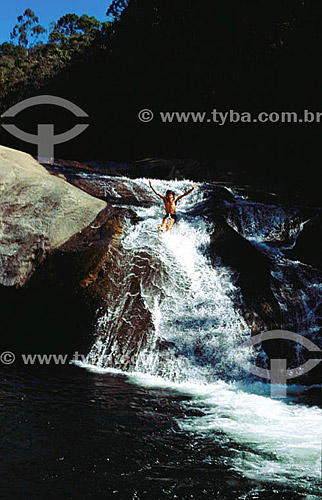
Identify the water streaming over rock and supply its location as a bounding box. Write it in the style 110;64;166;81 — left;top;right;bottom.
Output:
77;176;322;495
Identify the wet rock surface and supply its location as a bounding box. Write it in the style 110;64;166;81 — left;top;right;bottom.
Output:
286;212;322;272
209;215;281;334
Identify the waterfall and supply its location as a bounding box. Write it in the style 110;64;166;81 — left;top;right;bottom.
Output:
84;178;252;381
76;175;322;495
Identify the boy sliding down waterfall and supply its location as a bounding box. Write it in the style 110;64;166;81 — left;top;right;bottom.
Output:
149;180;198;232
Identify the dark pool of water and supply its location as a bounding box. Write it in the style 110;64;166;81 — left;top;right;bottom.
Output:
0;365;315;500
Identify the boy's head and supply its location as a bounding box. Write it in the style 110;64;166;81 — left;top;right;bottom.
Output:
166;190;176;201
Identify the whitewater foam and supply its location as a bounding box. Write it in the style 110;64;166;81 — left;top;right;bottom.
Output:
79;176;322;494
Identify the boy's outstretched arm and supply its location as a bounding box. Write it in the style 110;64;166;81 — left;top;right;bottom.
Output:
175;183;198;202
149;180;165;200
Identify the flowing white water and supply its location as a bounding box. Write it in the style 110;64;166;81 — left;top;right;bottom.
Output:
78;176;322;494
225;191;322;347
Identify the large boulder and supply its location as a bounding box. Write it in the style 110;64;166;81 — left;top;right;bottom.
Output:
0;147;128;357
0;205;127;357
0;146;106;287
0;147;155;364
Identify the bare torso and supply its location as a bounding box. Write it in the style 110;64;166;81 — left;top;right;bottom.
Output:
163;198;176;214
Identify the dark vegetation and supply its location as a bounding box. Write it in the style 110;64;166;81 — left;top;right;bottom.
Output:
0;9;111;101
1;1;322;204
